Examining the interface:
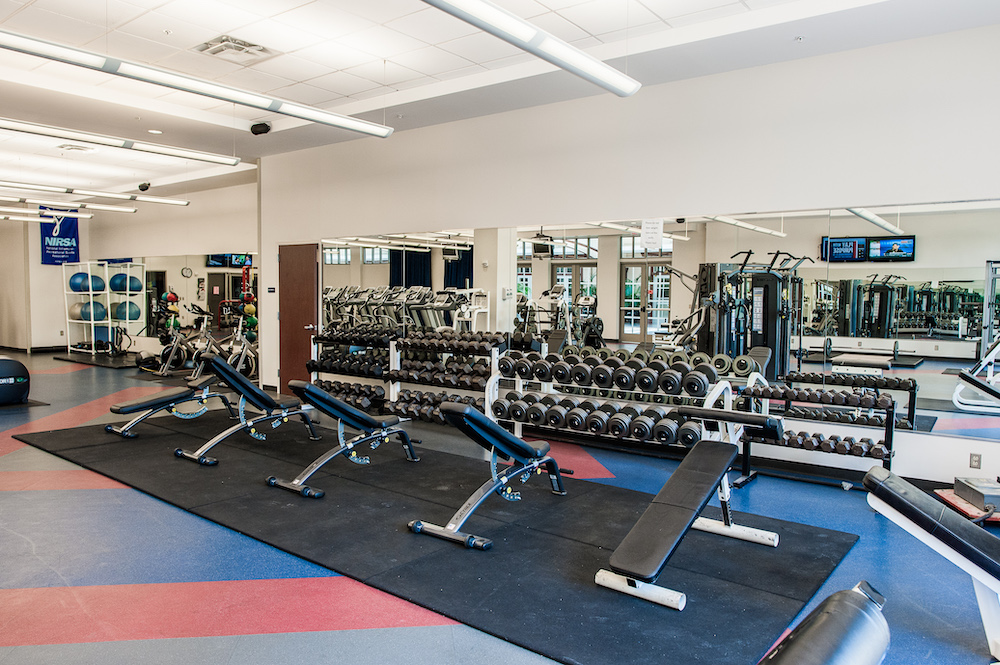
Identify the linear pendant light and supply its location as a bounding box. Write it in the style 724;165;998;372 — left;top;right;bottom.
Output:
0;205;92;218
0;179;189;206
421;0;641;97
589;221;690;241
708;216;787;238
846;208;904;236
0;195;135;213
0;28;393;139
0;116;240;166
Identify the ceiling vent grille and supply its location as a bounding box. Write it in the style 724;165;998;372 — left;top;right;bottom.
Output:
194;36;274;65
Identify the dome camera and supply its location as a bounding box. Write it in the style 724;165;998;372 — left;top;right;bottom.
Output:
138;182;150;192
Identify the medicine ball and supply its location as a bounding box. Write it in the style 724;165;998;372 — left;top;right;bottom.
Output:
0;356;29;405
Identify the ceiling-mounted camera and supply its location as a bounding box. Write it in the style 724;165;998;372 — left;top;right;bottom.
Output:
138;182;150;192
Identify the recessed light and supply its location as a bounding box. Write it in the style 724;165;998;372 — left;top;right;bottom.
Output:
794;36;805;42
147;129;163;135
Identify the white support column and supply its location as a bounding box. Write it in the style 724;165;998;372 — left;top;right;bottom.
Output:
474;227;518;332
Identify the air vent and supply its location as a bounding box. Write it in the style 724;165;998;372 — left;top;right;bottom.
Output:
194;35;274;64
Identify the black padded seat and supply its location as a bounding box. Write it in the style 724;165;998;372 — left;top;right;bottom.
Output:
748;345;772;375
864;466;1000;582
205;353;298;413
111;386;192;415
288;380;400;430
439;402;550;461
610;440;738;582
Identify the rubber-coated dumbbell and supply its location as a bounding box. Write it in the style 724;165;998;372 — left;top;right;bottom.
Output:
677;421;703;447
608;405;642;437
628;406;671;441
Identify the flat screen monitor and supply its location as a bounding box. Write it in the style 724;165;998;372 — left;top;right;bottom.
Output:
868;236;915;262
229;253;252;267
206;254;228;267
532;240;551;258
821;237;868;262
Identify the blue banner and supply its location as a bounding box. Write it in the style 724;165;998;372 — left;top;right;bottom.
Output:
39;207;80;265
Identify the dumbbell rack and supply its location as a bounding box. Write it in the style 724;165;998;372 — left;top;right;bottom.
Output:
783;372;918;426
386;340;500;403
486;373;748;459
747;373;896;470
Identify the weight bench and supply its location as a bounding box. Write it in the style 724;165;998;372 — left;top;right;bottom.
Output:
596;440;779;610
265;380;420;498
865;466;1000;662
174;354;319;465
408;402;568;550
105;375;236;438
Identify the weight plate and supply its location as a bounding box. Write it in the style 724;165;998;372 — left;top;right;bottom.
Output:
650;349;669;362
597;347;612;360
690;352;712;367
563;344;580;356
614;348;631;361
711;353;733;374
580;345;596;357
667;351;690;366
732;355;754;377
631;349;649;363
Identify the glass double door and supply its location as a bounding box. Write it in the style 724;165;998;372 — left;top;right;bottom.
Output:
620;264;671;342
551;264;597;304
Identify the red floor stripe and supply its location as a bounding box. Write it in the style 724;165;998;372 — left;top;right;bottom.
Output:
32;364;93;374
0;578;456;646
544;439;616;479
0;469;127;491
0;386;169;457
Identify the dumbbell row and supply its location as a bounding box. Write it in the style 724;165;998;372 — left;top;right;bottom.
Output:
397;330;506;355
744;384;895;410
781;405;913;430
784;371;917;392
314;380;386;400
315;325;399;347
499;351;722;398
491;391;704;447
308;353;388;378
313;382;384;414
744;431;889;459
384;394;486;424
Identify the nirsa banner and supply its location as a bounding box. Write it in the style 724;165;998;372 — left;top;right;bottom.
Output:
39;207;80;265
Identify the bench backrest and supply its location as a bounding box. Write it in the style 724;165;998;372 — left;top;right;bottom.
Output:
206;353;279;412
440;402;542;463
287;380;380;431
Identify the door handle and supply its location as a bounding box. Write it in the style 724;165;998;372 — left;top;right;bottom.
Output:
304;324;316;330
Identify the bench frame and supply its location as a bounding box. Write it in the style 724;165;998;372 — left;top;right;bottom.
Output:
596;471;778;610
105;379;236;438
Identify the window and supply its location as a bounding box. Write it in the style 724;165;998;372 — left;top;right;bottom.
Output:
553;266;573;303
553;236;598;259
516;240;533;259
517;265;532;298
362;247;390;264
621;236;673;259
323;247;350;265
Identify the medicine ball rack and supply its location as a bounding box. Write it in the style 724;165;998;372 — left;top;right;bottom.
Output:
63;261;145;357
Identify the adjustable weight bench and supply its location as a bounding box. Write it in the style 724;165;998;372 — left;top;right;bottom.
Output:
596;439;779;610
106;374;236;438
265;380;420;498
174;354;319;465
408;402;568;550
865;466;1000;662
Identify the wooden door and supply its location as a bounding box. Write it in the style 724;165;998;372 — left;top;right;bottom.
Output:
278;243;319;391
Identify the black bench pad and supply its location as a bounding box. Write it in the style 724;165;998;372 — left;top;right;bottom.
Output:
205;353;299;413
960;370;1000;402
864;466;1000;581
110;386;193;415
288;380;400;431
440;402;550;462
610;440;738;582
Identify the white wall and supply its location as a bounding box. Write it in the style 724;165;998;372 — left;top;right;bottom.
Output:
0;221;28;349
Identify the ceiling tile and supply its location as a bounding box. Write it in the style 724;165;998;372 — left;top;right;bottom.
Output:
156;49;246;78
438;31;523;62
432;63;489;81
531;11;591;41
205;102;271;120
215;0;312;16
384;8;478;44
391;46;473;76
344;60;423;86
308;70;381;96
479;52;535;69
273;3;373;38
537;0;585;10
250;53;331;81
32;61;119;85
156;88;238;110
337;25;429;59
493;0;550;18
569;35;602;48
29;0;148;28
229;18;325;53
117;10;220;49
2;6;108;47
666;2;747;27
83;31;181;63
592;19;668;43
153;0;264;34
0;49;48;71
0;0;22;20
268;81;342;105
98;75;179;98
323;0;425;25
639;0;735;20
292;41;372;70
214;66;293;93
348;84;395;101
742;0;797;8
557;0;661;35
392;75;438;91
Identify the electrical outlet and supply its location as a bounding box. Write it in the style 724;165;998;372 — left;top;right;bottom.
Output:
59;330;64;336
971;453;982;469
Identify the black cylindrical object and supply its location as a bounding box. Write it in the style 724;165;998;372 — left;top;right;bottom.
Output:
592;364;615;389
551;360;573;384
612;365;637;390
677;420;703;447
652;417;679;444
0;356;29;405
526;402;549;425
491;398;511;420
658;369;683;395
509;400;530;422
514;357;535;379
571;363;593;385
566;407;590;430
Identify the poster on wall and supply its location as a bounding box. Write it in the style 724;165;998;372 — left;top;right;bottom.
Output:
38;207;80;265
640;218;664;251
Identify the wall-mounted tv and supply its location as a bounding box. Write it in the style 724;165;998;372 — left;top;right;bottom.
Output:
821;236;868;262
229;253;252;267
206;254;228;267
868;236;915;262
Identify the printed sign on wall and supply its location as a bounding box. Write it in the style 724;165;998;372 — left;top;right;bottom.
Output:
39;207;80;265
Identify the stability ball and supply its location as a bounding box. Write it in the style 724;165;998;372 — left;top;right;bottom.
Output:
0;356;29;404
109;273;128;292
89;275;106;292
128;276;142;292
114;301;141;320
80;302;107;321
68;272;89;292
68;302;85;320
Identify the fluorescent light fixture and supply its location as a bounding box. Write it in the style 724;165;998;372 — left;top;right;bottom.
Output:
0;206;92;218
0;214;61;223
708;216;787;238
589;221;690;241
847;208;904;236
0;28;393;139
0;195;136;213
421;0;641;97
0;179;189;205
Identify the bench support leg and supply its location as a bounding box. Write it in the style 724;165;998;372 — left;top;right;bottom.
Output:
692;474;779;547
973;577;1000;662
175;409;302;465
408;454;561;550
594;569;686;611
